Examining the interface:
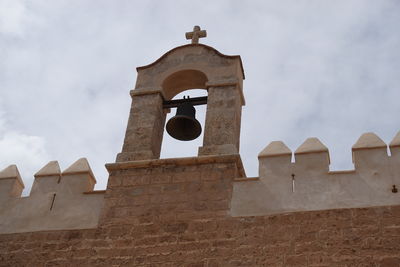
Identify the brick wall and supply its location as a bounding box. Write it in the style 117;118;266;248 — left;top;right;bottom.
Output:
1;156;399;266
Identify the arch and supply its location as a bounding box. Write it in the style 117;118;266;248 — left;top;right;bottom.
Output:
162;69;208;100
134;44;244;99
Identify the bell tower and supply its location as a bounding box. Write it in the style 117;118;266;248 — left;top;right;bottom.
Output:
116;26;245;162
100;26;246;227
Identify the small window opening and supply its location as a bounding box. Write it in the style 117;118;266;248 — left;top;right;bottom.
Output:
291;174;295;193
50;193;56;210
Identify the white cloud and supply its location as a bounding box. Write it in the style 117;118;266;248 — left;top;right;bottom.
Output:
0;0;26;35
0;110;50;195
0;0;44;36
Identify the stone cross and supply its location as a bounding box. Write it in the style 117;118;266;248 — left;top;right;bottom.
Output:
185;26;207;44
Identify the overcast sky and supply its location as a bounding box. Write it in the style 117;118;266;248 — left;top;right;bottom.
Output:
1;0;399;194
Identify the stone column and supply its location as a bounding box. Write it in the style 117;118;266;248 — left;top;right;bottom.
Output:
116;91;166;162
198;83;243;156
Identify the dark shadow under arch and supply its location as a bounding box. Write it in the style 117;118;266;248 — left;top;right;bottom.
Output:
162;70;208;100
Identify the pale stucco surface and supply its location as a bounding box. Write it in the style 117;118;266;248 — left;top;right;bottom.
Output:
0;159;104;234
231;132;400;216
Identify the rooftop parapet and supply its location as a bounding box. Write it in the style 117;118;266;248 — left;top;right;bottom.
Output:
232;131;400;216
0;165;25;201
0;158;104;234
258;141;292;158
258;141;293;195
30;161;61;196
294;137;330;174
28;158;96;197
258;141;292;173
352;132;389;169
62;158;97;192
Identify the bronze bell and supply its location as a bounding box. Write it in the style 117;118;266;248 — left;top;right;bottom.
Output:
166;101;202;141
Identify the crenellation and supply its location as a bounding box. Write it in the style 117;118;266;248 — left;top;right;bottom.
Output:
352;132;387;150
258;140;291;158
0;165;24;200
0;158;104;234
258;141;293;193
232;131;400;216
62;158;96;192
294;138;330;174
351;133;393;198
352;132;389;170
30;161;60;196
34;160;61;178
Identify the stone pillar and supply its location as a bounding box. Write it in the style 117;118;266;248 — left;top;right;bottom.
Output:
116;91;166;162
198;83;243;156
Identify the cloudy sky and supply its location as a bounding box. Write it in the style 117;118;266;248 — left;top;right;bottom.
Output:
1;0;399;194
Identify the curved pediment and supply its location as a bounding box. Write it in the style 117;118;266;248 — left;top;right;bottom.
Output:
137;44;244;77
133;44;245;100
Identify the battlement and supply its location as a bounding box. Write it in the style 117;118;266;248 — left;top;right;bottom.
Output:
0;158;105;234
231;131;400;216
2;132;399;233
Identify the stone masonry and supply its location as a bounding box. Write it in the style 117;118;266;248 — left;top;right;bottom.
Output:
1;153;400;266
1;27;399;266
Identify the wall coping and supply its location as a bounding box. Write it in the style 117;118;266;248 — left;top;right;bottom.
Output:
106;154;246;178
136;43;245;79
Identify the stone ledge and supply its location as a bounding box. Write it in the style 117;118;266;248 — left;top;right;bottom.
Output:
106;154;246;178
130;88;165;98
83;190;106;195
328;170;356;175
233;177;259;182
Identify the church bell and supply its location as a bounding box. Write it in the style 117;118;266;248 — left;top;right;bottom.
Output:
166;101;202;141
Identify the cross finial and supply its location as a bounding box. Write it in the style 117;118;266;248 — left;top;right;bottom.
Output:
185;25;207;44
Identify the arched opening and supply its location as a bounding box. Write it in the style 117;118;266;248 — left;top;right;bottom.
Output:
160;69;209;158
162;70;208;100
160;89;207;159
